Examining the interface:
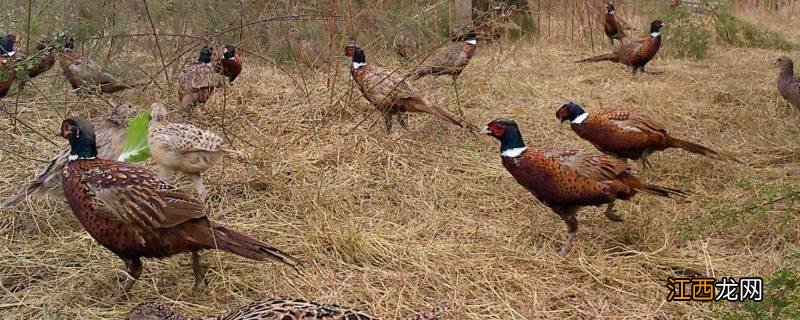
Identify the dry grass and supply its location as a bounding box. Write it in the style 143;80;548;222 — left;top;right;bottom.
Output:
2;4;800;320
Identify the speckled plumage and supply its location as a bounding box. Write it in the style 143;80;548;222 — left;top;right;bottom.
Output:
392;28;419;60
556;103;737;168
148;103;234;201
289;28;328;69
128;299;447;320
579;20;663;74
344;44;477;133
776;56;800;109
60;117;299;293
483;118;684;255
58;38;137;94
2;102;136;207
178;47;224;113
413;35;477;80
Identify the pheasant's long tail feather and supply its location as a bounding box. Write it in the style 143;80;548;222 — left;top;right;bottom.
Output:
577;53;618;63
204;225;301;272
413;67;431;79
404;98;479;132
403;303;448;320
667;136;741;163
617;173;688;198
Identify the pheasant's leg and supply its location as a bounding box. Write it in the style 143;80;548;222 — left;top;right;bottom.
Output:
383;111;394;133
122;257;143;294
191;252;209;292
640;149;652;170
604;201;624;222
189;173;207;202
642;66;664;75
452;75;463;116
558;215;578;257
157;165;176;180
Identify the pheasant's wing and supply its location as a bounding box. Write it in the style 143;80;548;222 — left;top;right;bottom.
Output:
363;66;418;102
600;108;667;134
151;123;226;154
616;37;646;59
181;63;222;90
429;45;466;68
82;160;207;232
543;147;628;181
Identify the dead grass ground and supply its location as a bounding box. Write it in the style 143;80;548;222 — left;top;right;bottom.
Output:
1;5;800;320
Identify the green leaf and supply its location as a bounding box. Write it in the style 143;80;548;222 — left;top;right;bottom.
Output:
117;112;152;163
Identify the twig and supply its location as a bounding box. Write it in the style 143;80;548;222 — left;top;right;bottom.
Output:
141;0;171;86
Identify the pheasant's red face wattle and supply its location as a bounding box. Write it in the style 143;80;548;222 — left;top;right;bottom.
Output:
487;122;505;137
555;106;569;121
61;122;74;139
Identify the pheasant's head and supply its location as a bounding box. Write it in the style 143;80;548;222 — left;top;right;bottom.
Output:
464;31;478;46
606;2;615;14
650;20;664;33
222;44;236;60
344;43;366;67
482;118;526;157
150;102;168;123
556;102;586;124
109;101;138;125
61;117;98;161
288;27;301;40
1;34;16;57
198;46;213;64
63;36;75;53
776;56;794;71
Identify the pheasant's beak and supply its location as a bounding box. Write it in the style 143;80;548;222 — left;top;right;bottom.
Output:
480;125;492;135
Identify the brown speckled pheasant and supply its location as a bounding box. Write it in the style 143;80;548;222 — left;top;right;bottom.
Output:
0;34;18;98
393;27;419;60
148;102;238;201
578;20;663;74
344;43;477;133
482;118;685;256
288;28;329;69
213;44;241;84
60;117;299;293
178;46;224;115
776;56;800;110
58;37;139;94
18;40;57;90
556;102;739;168
1;102;137;207
128;299;447;320
413;32;477;81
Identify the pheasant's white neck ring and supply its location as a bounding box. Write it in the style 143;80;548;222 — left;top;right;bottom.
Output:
501;147;527;158
227;57;236;61
465;39;477;45
609;10;615;15
572;112;589;124
352;61;366;69
650;32;660;38
68;155;96;161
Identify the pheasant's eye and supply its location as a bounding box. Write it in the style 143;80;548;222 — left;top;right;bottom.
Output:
492;124;505;137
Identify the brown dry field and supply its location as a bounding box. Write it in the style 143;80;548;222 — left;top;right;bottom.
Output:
2;5;800;320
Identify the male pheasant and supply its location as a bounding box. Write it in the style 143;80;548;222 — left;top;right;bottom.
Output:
128;299;447;320
578;20;663;75
59;117;299;293
148;102;238;201
213;44;241;84
0;34;18;98
776;56;800;110
603;2;627;45
2;102;137;207
178;46;225;115
58;37;139;94
344;43;477;133
482;118;685;256
556;102;738;168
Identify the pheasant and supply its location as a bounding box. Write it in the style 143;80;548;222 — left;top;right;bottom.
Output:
603;2;626;45
556;102;738;168
776;56;800;110
18;40;57;90
0;34;17;99
178;46;224;115
482;118;685;256
413;32;477;81
578;20;664;75
148;102;238;201
59;117;299;293
344;43;477;133
58;37;139;94
128;299;447;320
1;102;137;207
288;28;328;69
213;44;241;84
392;27;419;60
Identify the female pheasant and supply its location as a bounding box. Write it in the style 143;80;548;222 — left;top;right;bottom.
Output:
213;44;241;84
2;102;137;207
412;32;477;82
60;117;299;293
128;299;447;320
0;34;18;98
58;37;138;94
775;56;800;110
482;118;685;256
148;102;238;201
344;43;477;133
178;46;224;115
578;20;663;75
556;102;738;168
288;28;329;69
392;27;419;60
